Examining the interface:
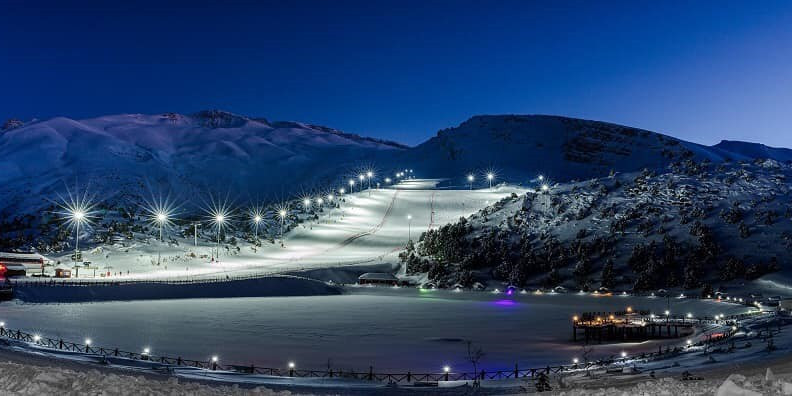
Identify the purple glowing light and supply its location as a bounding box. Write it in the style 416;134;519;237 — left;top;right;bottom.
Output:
494;299;516;307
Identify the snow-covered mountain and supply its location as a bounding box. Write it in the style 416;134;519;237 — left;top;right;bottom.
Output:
713;140;792;162
388;115;788;184
401;159;792;291
3;111;792;255
0;110;406;216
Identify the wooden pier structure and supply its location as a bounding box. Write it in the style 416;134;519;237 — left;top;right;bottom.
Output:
572;310;701;344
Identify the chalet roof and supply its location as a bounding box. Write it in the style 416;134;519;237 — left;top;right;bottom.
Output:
358;272;398;281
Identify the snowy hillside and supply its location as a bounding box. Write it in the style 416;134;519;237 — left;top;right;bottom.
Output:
388;115;786;184
714;140;792;162
402;158;792;291
3;111;792;254
0;110;405;217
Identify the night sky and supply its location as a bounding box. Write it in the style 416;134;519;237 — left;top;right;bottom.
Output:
2;0;791;147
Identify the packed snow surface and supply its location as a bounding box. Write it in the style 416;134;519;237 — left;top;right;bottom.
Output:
1;289;750;373
29;179;520;282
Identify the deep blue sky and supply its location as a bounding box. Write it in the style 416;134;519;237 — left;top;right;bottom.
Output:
2;1;791;147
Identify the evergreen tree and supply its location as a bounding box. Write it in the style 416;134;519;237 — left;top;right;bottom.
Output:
600;259;616;289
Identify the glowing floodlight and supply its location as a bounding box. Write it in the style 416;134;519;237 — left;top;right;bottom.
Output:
572;358;579;364
541;184;549;192
288;362;295;369
443;365;450;373
206;198;233;261
275;204;289;245
33;335;41;342
54;186;98;265
620;351;627;358
467;174;475;189
143;347;150;355
211;356;218;362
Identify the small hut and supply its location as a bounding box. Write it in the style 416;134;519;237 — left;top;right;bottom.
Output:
358;272;399;286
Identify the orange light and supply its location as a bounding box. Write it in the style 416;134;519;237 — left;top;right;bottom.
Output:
626;306;633;313
572;316;578;322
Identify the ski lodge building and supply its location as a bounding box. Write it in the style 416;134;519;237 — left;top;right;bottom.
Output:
0;252;52;277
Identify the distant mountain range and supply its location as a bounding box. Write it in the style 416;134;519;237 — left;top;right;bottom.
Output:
2;111;790;219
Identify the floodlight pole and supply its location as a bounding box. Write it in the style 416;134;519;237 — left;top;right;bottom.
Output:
74;221;80;264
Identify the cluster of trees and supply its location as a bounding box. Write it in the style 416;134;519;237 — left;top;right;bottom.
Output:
401;160;788;291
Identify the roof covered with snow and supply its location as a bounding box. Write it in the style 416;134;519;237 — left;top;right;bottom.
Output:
358;272;398;281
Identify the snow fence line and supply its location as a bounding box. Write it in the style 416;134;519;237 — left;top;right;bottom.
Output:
9;275;343;303
0;315;757;386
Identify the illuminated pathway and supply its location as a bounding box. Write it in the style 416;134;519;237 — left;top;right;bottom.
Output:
39;179;525;281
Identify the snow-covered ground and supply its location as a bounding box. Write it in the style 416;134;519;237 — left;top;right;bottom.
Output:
29;179;522;282
0;288;752;373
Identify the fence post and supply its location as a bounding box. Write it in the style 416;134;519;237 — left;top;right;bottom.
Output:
407;371;411;382
514;363;519;378
369;366;373;380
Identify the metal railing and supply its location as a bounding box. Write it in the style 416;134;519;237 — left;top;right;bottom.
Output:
0;314;757;384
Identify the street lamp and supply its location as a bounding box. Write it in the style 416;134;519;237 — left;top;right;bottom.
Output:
486;172;494;189
71;209;87;263
467;174;474;190
252;213;262;241
215;214;225;260
277;208;287;245
385;177;391;184
155;212;167;265
407;214;412;243
349;179;355;193
366;171;373;194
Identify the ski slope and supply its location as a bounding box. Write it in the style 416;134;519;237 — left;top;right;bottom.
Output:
41;179;523;281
